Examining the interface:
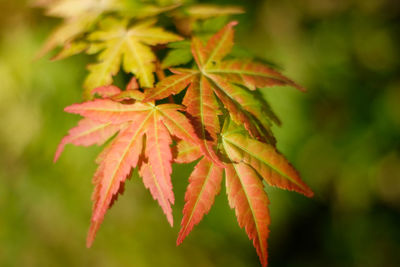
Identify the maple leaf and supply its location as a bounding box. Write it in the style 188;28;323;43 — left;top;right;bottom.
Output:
176;118;313;266
144;21;302;147
54;86;202;247
36;0;181;59
35;0;124;58
83;18;182;97
221;120;313;197
175;147;270;265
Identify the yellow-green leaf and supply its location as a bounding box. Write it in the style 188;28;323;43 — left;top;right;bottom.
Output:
83;18;182;97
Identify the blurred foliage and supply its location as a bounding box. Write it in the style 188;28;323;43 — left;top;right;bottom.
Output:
0;0;399;266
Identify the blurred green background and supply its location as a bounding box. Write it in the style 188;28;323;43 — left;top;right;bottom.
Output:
1;0;400;266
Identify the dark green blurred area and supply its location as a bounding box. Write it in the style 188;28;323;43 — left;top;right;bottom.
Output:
1;0;400;266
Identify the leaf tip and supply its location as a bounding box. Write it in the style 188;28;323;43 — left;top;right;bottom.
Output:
64;104;78;114
86;220;100;248
229;21;239;27
298;181;314;198
53;139;66;163
86;239;93;248
167;215;174;227
176;229;188;246
304;188;314;198
176;236;183;246
294;83;307;92
53;150;62;163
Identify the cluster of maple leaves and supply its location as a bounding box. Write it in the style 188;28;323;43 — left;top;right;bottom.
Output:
38;1;313;266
